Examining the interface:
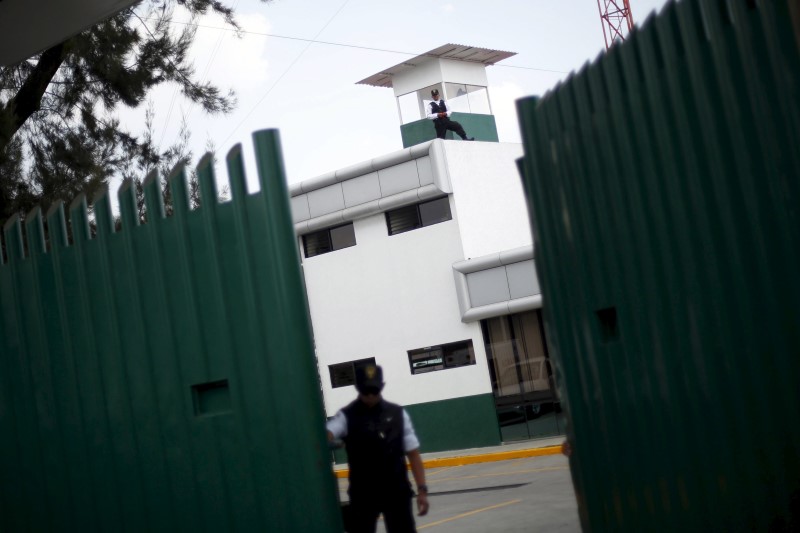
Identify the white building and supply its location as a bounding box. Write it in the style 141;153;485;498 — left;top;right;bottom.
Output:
291;45;565;452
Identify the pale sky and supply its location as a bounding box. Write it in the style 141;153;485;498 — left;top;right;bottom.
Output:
120;0;670;194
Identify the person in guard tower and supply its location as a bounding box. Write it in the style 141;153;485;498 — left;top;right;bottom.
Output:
327;364;429;533
426;88;475;141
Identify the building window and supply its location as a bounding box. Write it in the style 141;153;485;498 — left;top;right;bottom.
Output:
303;223;356;258
386;197;452;236
329;357;376;388
408;340;475;375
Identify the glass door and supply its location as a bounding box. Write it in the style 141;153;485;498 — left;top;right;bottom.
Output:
481;310;565;442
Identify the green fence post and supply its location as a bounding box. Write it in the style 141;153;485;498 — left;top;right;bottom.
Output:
252;129;344;532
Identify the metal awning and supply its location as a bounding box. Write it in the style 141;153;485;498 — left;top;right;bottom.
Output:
0;0;140;65
356;43;517;88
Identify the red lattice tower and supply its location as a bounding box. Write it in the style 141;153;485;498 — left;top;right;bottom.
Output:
597;0;635;49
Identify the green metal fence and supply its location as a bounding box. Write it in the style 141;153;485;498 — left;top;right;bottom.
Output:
0;130;343;531
517;0;800;531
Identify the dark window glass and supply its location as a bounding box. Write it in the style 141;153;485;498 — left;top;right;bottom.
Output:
303;230;332;258
386;204;421;235
408;340;475;375
330;223;356;251
444;341;475;368
386;197;451;236
329;357;376;388
303;223;356;258
419;197;452;226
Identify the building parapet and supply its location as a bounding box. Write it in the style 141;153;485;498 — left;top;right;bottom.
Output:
452;245;541;322
291;139;453;235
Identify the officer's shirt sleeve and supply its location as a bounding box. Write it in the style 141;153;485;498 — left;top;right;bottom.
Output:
426;102;438;120
326;410;347;439
402;409;420;452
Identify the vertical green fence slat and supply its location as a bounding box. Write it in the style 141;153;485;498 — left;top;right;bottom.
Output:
0;131;342;530
195;154;264;532
650;8;726;528
68;194;128;531
671;10;756;525
252;129;344;531
140;171;205;532
46;201;99;530
24;207;74;530
517;0;800;531
118;173;179;531
0;249;16;528
224;144;286;529
167;163;232;532
9;214;56;532
1;215;37;532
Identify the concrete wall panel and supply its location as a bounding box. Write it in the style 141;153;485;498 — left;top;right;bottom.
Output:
378;160;420;196
466;267;510;307
307;184;345;218
506;260;539;299
342;171;381;208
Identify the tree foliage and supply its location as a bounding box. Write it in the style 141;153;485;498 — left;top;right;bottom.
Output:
0;0;261;224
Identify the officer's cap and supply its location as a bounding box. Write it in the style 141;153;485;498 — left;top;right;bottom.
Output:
355;364;384;392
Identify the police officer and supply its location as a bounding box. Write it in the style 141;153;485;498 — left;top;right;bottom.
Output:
426;88;474;141
327;364;429;533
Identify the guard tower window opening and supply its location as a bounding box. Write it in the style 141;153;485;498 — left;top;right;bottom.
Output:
398;92;422;125
444;83;491;115
397;83;445;125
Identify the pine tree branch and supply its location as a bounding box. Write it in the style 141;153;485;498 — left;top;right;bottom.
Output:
0;41;71;154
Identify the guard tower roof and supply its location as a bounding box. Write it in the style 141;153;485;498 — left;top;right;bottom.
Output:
356;43;516;88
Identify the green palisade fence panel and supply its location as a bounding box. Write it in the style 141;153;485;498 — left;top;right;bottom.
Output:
0;129;343;531
516;0;800;531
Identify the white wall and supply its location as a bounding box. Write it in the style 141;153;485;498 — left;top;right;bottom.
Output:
443;142;533;259
392;59;443;97
439;59;489;88
391;57;489;98
301;197;493;415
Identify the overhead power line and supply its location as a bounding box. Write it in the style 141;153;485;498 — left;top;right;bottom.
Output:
217;0;352;148
168;0;242;150
148;18;569;75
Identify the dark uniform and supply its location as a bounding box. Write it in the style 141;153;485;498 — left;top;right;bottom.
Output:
429;99;471;140
341;398;416;533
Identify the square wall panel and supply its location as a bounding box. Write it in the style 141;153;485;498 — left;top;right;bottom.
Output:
342;171;381;208
378;160;420;197
307;184;345;218
291;195;311;223
466;267;510;307
416;156;435;186
506;260;539;299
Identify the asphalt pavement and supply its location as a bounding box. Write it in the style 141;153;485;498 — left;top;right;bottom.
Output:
335;438;580;532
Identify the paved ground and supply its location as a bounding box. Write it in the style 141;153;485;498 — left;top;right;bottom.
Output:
336;451;581;532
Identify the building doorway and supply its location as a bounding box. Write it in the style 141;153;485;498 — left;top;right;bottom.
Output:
481;310;565;442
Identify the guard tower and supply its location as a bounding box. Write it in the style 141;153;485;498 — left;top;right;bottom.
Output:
357;44;516;148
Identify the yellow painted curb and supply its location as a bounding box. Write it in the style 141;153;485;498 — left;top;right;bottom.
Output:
333;445;562;479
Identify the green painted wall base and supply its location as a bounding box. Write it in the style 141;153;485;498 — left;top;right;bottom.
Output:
406;393;500;452
332;393;500;464
400;113;500;148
